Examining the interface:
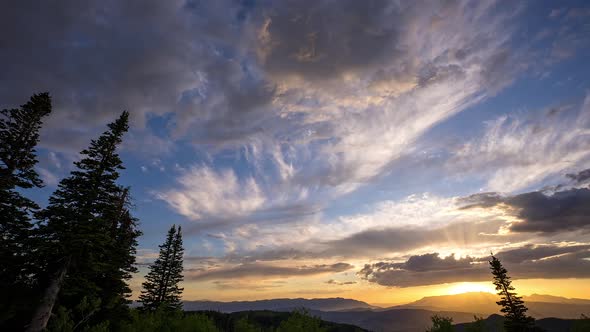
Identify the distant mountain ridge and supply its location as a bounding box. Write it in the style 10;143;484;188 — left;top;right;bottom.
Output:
310;308;477;332
183;297;377;312
523;293;590;305
178;293;590;332
453;314;590;332
181;293;590;319
398;292;590;319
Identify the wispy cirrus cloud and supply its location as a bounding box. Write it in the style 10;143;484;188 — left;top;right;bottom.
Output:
186;262;353;281
156;166;266;220
155;0;525;223
448;95;590;192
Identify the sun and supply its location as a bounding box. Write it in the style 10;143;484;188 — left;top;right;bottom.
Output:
446;282;496;295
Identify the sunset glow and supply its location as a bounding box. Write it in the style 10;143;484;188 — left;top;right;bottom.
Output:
446;282;496;295
2;0;590;316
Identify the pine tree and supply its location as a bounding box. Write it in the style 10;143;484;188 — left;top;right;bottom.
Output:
489;254;534;332
94;187;142;325
0;93;52;326
27;111;136;332
426;315;454;332
139;225;184;311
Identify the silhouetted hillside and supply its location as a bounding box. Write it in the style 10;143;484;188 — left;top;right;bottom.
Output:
189;310;369;331
398;292;590;319
310;308;477;332
167;294;590;332
183;297;377;312
454;314;590;332
524;294;590;305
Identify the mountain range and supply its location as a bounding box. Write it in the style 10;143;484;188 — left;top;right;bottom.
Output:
397;292;590;319
183;297;377;312
181;292;590;332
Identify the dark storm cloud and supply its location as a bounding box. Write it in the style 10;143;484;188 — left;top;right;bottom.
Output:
359;244;590;287
186;262;353;281
0;0;426;153
507;188;590;233
567;168;590;184
0;0;276;151
200;218;511;264
461;186;590;233
322;219;506;258
325;279;356;286
458;192;504;209
257;0;404;81
494;243;590;264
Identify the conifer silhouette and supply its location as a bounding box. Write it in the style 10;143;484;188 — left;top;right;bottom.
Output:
489;254;535;331
139;225;184;311
0;93;52;327
28;111;137;332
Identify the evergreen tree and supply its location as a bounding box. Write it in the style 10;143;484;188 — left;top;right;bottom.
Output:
94;187;142;326
465;316;487;332
277;309;327;332
139;225;184;311
489;254;534;332
27;111;137;332
0;93;52;326
426;315;454;332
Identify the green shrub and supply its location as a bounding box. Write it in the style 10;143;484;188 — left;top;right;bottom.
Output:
119;308;218;332
276;309;327;332
426;315;454;332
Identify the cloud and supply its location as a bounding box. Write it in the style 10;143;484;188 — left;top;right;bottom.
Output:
148;0;524;223
495;243;590;264
186;262;353;281
506;188;590;233
322;220;506;258
156;166;266;220
461;186;590;234
359;244;590;287
0;0;278;154
186;171;590;264
566;168;590;184
211;280;286;291
256;1;403;82
123;131;175;158
188;193;517;262
325;279;356;286
37;167;59;186
5;1;579;249
448;95;590;192
190;192;523;263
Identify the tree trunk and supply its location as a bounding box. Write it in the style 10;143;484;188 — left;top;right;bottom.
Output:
25;256;71;332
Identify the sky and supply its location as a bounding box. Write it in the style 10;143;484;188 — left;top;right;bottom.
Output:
1;0;590;305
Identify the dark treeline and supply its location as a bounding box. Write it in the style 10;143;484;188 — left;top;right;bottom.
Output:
0;93;340;332
426;255;590;332
426;255;537;332
3;94;588;332
0;93;189;331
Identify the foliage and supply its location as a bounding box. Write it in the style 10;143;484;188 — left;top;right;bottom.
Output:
191;309;365;332
276;309;327;332
119;309;218;332
489;255;535;331
32;111;140;330
426;315;454;332
234;316;263;332
139;225;184;311
572;314;590;332
0;93;52;330
465;316;487;332
0;93;52;328
46;297;109;332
